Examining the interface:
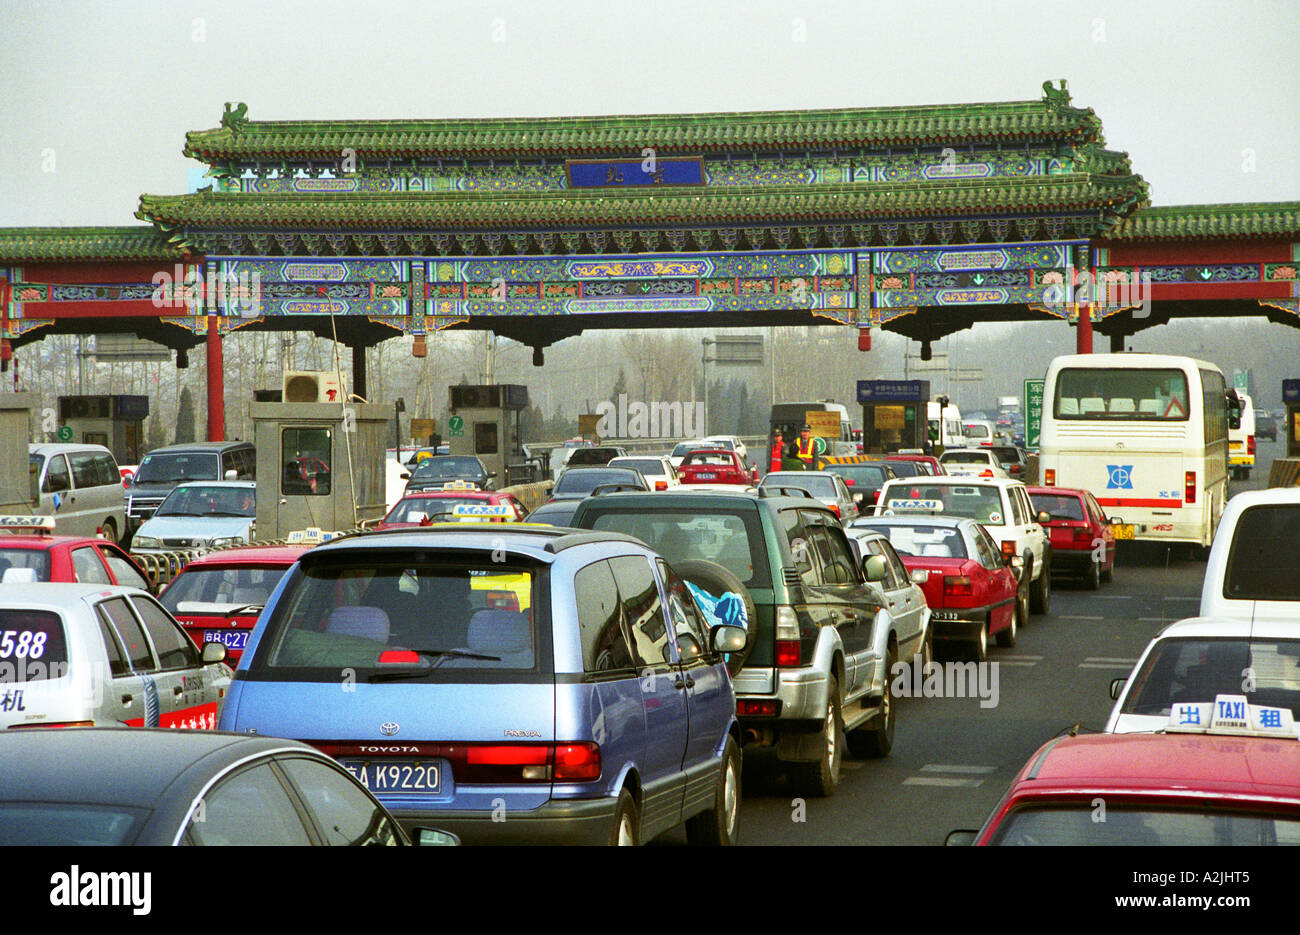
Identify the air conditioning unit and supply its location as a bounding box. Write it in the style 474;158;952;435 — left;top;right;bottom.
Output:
283;371;345;404
450;385;494;409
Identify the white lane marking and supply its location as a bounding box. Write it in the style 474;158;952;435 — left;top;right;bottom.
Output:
921;764;997;774
1079;662;1138;669
903;777;983;787
1057;615;1105;621
1085;657;1139;662
1138;617;1173;622
998;660;1039;667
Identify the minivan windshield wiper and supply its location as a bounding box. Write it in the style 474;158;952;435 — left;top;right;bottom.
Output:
368;648;502;682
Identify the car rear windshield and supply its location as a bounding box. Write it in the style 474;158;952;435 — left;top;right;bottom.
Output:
831;464;890;486
1223;505;1300;601
941;451;993;464
0;610;68;681
249;555;544;679
856;524;968;559
681;452;735;468
883;460;926;478
765;475;835;497
567;448;620;466
1122;637;1300;719
134;452;219;485
160;564;292;615
410;457;483;480
609;459;664;476
989;805;1300;845
579;507;771;588
1029;493;1085;521
385;497;486;524
0;804;147;845
0;549;51;583
555;468;640;496
882;484;1005;524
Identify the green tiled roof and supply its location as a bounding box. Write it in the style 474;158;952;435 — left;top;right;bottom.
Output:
0;226;186;262
138;175;1143;231
185;95;1103;163
1107;203;1300;241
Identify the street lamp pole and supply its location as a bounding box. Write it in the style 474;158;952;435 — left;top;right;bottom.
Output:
701;338;715;436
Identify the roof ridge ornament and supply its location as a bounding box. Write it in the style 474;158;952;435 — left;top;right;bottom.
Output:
1041;79;1071;107
222;102;249;133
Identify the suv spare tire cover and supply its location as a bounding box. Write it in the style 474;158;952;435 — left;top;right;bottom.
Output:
672;558;756;677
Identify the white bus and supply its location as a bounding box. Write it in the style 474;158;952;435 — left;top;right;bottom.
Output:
1227;390;1256;480
1039;353;1240;548
927;401;967;450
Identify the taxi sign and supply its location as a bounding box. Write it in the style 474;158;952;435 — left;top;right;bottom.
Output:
0;515;56;534
441;480;479;490
450;503;513;518
1165;693;1297;739
884;499;944;514
286;527;342;544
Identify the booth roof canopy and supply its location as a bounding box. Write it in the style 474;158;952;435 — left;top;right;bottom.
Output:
185;86;1104;163
1105;202;1300;241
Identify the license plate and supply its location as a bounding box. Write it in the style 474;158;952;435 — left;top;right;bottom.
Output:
342;760;443;795
203;629;249;650
696;473;716;479
932;610;959;621
1112;524;1135;540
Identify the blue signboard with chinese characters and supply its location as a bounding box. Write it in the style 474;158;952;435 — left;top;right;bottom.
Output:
567;158;705;188
857;380;928;404
1283;379;1300;403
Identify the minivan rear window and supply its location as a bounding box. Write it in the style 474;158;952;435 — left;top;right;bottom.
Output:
253;557;544;678
1223;505;1300;601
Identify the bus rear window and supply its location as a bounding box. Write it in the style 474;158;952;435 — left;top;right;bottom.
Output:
1054;368;1190;420
1223;505;1300;601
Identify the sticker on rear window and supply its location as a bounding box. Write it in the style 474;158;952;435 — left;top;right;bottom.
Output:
988;512;1002;523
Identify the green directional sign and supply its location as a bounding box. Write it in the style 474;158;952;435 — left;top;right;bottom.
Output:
1025;379;1045;449
56;425;73;442
448;414;465;437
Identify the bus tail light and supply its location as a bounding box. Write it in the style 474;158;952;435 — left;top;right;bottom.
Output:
1044;469;1056;486
1247;435;1255;456
1185;471;1196;504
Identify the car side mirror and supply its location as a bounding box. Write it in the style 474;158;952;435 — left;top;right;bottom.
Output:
944;830;978;846
862;554;888;582
201;642;229;665
710;625;748;654
415;828;462;846
1037;511;1051;525
1109;677;1127;700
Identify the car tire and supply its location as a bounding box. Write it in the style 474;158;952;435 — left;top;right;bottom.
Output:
685;737;741;846
996;603;1018;648
967;616;989;663
1030;555;1051;615
673;559;756;677
1084;556;1101;590
99;519;118;544
796;675;843;797
849;646;895;758
609;788;640;846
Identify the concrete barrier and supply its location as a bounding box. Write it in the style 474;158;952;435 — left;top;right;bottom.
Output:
500;479;555;513
1268;458;1300;488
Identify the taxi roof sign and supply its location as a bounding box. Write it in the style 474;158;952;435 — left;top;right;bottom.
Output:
1165;693;1297;739
0;515;56;534
286;527;342;544
450;503;513;518
440;480;479;490
883;499;944;514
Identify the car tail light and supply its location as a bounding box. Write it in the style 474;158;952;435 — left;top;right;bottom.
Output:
484;590;519;611
828;503;840;517
738;699;782;717
1009;464;1021;474
943;575;973;597
1073;528;1094;544
1001;540;1017;560
1044;469;1056;486
655;480;667;491
980;469;993;478
871;490;881;504
1185;471;1196;504
844;478;855;486
8;721;95;729
1247;435;1255;455
775;605;804;667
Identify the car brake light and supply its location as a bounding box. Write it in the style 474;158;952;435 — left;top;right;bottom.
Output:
1044;469;1056;486
943;575;972;597
738;699;781;717
1073;528;1094;543
979;469;993;478
463;742;601;782
1185;471;1196;504
1001;540;1017;560
1247;435;1255;455
828;503;840;517
655;480;667;491
775;605;803;667
377;650;421;664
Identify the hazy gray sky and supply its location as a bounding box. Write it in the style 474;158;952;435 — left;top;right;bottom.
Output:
2;0;1297;227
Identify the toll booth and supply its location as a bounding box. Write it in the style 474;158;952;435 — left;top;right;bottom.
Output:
857;380;930;454
250;401;390;538
0;394;35;513
57;394;148;464
447;384;534;485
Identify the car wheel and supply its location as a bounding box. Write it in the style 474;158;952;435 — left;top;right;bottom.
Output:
673;559;756;677
609;788;640;846
1030;556;1051;614
1085;557;1101;591
99;519;118;544
849;647;895;758
796;675;843;797
996;603;1018;648
971;617;989;663
919;625;934;671
685;737;741;846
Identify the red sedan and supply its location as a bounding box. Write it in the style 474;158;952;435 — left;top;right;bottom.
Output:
677;448;757;485
158;544;310;662
1026;486;1116;590
375;490;526;530
0;517;154;591
848;515;1021;662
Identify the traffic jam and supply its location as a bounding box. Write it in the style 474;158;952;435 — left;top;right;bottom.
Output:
2;355;1298;850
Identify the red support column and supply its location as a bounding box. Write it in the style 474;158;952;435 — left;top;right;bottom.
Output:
206;315;225;441
1076;307;1093;354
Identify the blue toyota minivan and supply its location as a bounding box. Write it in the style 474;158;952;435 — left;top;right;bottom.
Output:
219;525;745;845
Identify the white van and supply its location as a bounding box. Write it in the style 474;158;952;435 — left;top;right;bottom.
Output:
927;401;966;449
28;443;128;543
1199;487;1300;625
1227;391;1256;480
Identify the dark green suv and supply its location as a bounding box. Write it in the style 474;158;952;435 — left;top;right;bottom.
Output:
572;488;909;796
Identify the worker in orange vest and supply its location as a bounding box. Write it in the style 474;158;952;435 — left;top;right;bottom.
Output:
795;423;825;468
769;429;785;473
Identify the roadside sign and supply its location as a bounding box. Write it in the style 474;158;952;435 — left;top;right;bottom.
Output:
448;415;464;437
56;426;73;442
805;411;842;439
1024;379;1045;448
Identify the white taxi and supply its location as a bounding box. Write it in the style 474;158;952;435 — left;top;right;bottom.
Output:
0;583;231;730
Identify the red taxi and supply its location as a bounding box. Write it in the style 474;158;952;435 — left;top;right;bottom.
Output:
158;544;309;662
952;696;1300;845
0;516;153;592
677;448;757;486
1026;486;1116;590
847;514;1020;661
375;489;526;530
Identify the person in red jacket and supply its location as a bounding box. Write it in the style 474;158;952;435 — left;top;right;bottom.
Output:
769;429;785;474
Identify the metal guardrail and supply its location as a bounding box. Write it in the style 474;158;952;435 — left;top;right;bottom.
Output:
130;526;371;588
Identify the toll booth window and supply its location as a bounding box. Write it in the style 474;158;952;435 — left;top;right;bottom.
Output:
474;422;499;455
282;428;331;496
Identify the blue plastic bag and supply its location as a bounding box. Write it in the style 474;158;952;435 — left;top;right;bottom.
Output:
684;580;749;633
